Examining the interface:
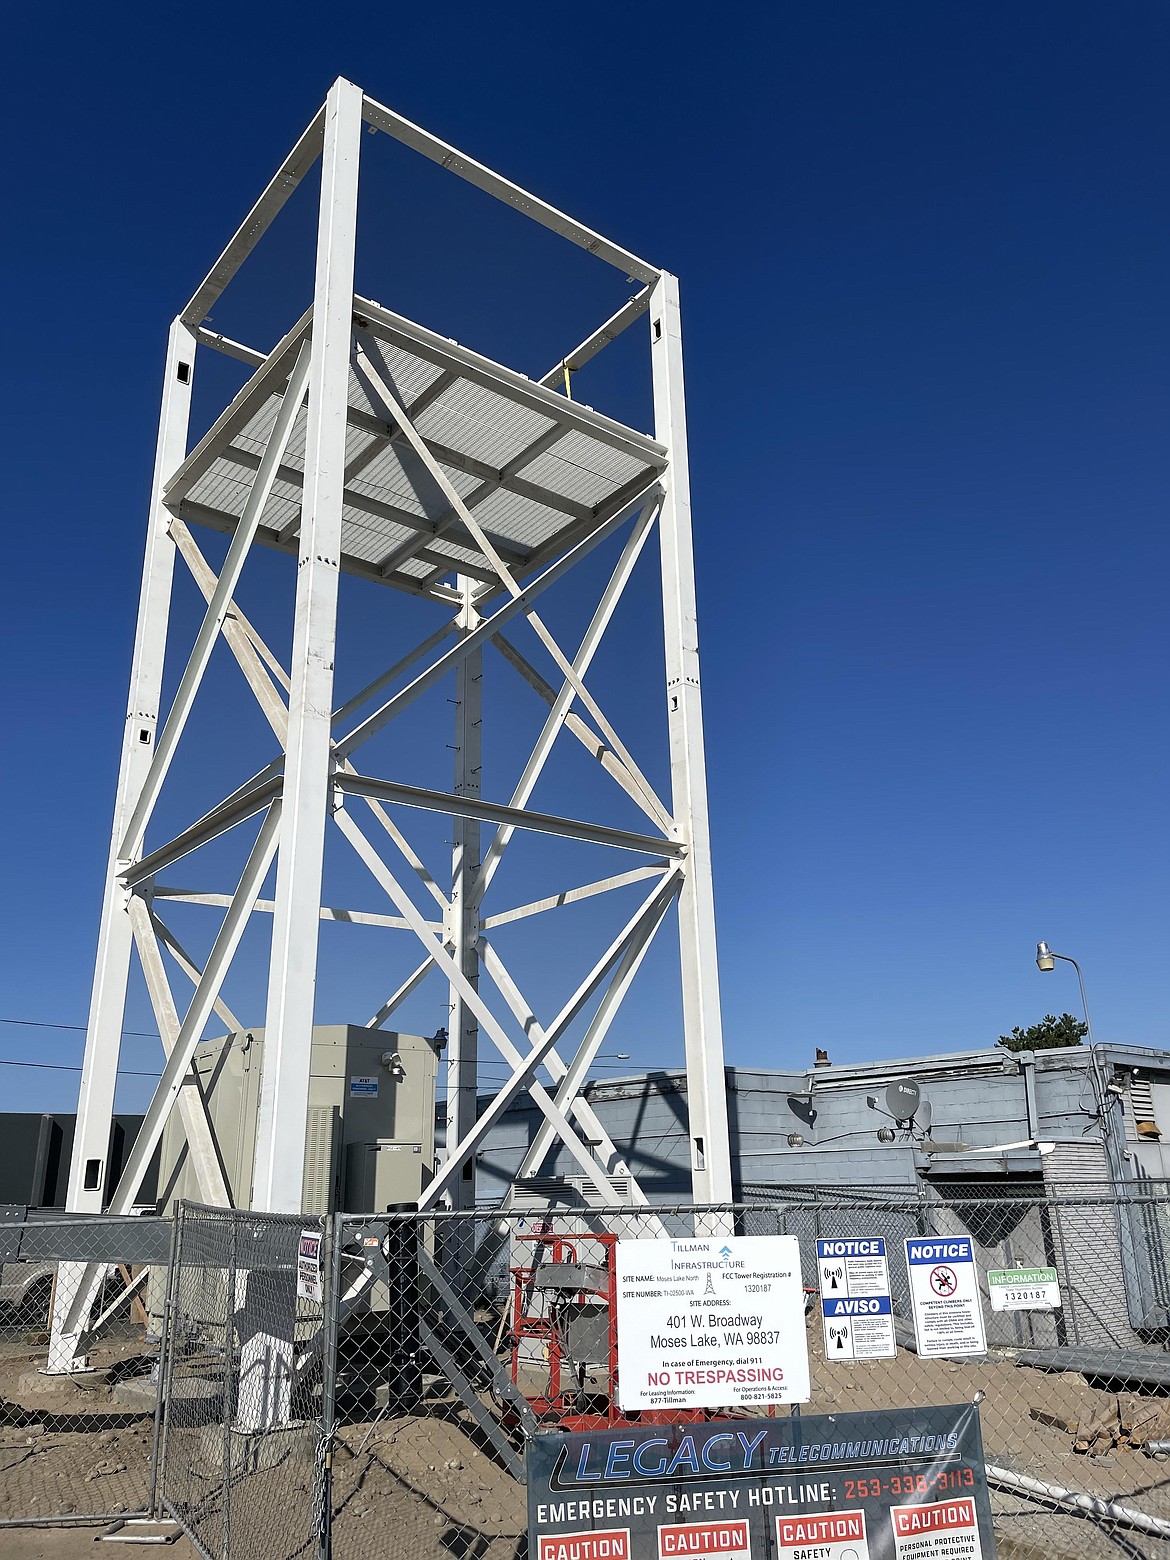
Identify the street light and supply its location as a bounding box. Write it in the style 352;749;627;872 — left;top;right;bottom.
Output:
1035;941;1094;1042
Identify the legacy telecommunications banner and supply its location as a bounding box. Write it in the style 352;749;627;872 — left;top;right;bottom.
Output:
615;1236;809;1410
527;1404;997;1560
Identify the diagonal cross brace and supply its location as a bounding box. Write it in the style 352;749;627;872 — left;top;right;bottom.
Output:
364;956;434;1029
477;498;662;899
120;341;312;861
334;806;627;1205
128;896;232;1207
169;518;290;740
515;876;680;1181
349;338;673;832
480;942;649;1199
51;804;282;1356
333;478;660;759
422;871;682;1208
491;633;653;819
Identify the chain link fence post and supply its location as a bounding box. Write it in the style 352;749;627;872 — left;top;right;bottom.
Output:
318;1211;343;1560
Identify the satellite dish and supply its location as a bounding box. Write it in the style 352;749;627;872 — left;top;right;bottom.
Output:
916;1099;933;1133
886;1078;922;1122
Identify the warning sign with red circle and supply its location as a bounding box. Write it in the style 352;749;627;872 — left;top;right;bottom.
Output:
904;1236;987;1357
928;1266;956;1296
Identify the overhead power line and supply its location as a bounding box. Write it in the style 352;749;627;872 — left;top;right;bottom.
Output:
0;1016;162;1039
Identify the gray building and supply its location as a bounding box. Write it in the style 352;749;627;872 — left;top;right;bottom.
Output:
472;1042;1170;1357
474;1041;1170;1199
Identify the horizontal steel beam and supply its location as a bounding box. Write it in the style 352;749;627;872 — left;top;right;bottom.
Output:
182;106;326;327
336;772;681;856
373;420;570;580
165;311;313;502
352;296;665;468
119;775;281;886
346;368;456;481
175;499;463;604
216;442;531;565
345;406;589;522
195;328;269;368
150;886;440;933
360;94;659;284
540;288;652;389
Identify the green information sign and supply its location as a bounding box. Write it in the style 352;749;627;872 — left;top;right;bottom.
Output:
987;1267;1060;1311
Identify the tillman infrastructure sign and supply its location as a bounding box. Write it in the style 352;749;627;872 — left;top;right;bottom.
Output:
614;1236;810;1410
527;1404;996;1560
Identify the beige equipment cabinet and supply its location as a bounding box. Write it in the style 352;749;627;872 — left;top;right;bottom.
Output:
157;1025;443;1214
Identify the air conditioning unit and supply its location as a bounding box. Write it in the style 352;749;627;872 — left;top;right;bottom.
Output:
158;1024;444;1215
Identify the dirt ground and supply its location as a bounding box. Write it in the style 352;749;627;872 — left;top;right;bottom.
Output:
0;1523;199;1560
6;1311;1170;1560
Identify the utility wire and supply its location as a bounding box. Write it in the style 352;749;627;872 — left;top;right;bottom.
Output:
0;1058;161;1078
0;1017;161;1039
0;1018;650;1080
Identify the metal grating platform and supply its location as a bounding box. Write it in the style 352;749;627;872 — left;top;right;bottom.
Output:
166;296;666;602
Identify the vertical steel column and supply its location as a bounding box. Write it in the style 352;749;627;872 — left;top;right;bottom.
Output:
445;577;481;1209
67;318;196;1214
252;78;362;1214
649;272;733;1203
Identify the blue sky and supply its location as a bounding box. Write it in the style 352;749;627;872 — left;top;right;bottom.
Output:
3;2;1169;1115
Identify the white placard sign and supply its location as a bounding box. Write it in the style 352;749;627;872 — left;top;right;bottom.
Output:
817;1236;897;1360
904;1234;987;1357
614;1235;810;1410
297;1228;324;1305
891;1497;984;1558
988;1267;1061;1311
778;1510;870;1560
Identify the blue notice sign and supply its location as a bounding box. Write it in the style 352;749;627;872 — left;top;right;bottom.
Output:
904;1233;987;1357
816;1236;896;1360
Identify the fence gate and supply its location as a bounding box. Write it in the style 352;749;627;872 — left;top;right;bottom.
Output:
0;1210;170;1529
156;1203;328;1560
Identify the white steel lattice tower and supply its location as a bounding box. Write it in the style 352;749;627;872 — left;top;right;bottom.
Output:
56;78;732;1367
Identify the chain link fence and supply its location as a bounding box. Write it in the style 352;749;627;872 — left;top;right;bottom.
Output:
321;1189;1170;1560
154;1203;329;1560
8;1184;1170;1560
0;1210;170;1527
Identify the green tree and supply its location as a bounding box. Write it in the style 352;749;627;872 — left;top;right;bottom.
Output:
998;1013;1088;1053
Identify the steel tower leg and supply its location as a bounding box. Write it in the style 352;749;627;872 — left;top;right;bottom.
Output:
650;272;733;1203
252;78;363;1215
46;319;195;1373
444;576;482;1209
67;318;196;1217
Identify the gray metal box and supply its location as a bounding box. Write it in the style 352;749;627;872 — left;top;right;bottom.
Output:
344;1140;426;1210
158;1025;441;1214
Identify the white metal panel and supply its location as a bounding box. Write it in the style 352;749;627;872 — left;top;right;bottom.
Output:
339;508;420;564
413;381;557;467
470;487;570;549
180;307;660;605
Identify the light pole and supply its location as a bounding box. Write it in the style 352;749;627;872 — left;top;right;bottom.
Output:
1035;941;1094;1042
1035;940;1124;1181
